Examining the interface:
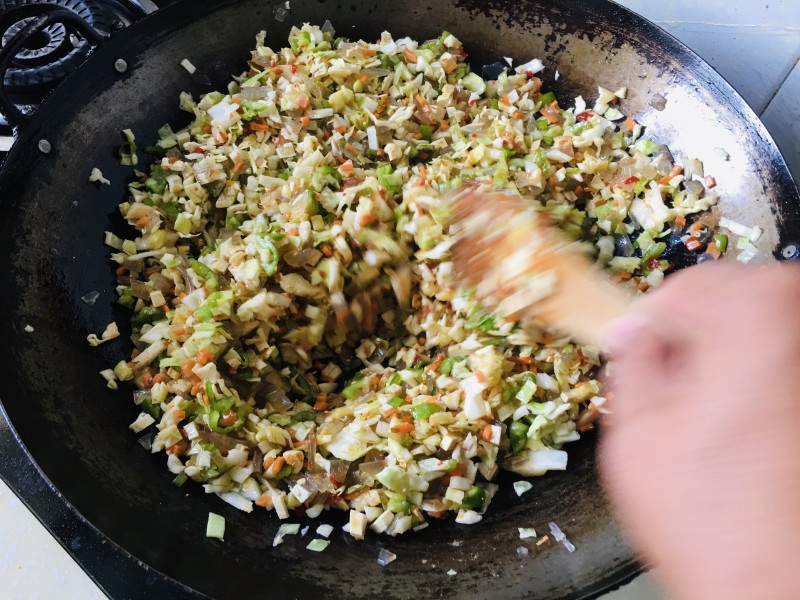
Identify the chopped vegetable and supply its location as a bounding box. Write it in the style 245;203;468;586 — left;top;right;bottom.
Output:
206;512;225;540
105;24;727;539
306;539;330;552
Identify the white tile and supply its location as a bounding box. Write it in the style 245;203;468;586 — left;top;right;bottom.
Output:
614;0;800;113
656;25;798;113
615;0;800;28
762;59;800;182
0;480;104;600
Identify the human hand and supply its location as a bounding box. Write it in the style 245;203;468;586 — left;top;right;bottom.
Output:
600;262;800;600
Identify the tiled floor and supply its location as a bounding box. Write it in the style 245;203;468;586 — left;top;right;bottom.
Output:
1;3;798;600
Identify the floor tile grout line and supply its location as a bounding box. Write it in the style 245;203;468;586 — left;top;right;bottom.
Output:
759;57;800;118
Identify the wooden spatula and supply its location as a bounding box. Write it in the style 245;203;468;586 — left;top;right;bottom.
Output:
449;185;634;348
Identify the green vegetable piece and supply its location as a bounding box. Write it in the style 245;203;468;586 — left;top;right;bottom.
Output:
539;91;556;106
292;410;318;423
515;380;538;403
131;306;168;332
536;117;549;132
161;202;180;222
139;397;162;419
462;72;486;95
713;233;728;253
387;396;406;408
509;421;530;454
172;473;188;487
419;124;433;141
635;138;660;157
145;166;168;194
439;355;467;376
461;485;486;509
642;241;667;263
410;403;441;420
306;539;330;552
206;512;225;540
190;259;219;290
386;491;410;514
268;413;292;426
255;235;280;276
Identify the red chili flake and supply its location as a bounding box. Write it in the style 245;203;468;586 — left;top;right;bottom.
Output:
704;176;717;189
576;112;593;122
624;176;639;185
525;71;534;78
291;64;298;74
646;257;661;271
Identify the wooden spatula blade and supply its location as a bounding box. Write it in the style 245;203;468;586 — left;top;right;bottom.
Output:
449;186;633;348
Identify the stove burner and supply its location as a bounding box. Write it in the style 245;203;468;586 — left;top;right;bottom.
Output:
2;19;67;65
0;0;153;105
0;0;99;98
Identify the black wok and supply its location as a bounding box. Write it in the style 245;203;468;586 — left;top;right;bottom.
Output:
0;1;798;598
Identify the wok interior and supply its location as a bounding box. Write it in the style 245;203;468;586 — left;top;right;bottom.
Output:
0;1;796;598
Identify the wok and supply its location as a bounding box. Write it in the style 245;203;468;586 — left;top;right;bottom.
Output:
0;1;798;598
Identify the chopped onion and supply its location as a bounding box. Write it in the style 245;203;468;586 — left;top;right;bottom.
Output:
180;58;197;75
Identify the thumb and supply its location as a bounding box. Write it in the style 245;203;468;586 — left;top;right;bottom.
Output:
604;316;679;423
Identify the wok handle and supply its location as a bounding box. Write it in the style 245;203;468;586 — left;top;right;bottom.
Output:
0;6;109;127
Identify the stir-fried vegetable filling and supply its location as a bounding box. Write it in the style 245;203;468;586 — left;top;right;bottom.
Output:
106;25;726;536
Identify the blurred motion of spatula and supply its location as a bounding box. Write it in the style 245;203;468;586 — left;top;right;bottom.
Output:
449;185;634;348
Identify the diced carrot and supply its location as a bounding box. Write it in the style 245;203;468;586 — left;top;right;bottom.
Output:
131;348;141;359
196;349;215;366
151;374;167;385
250;121;270;132
362;47;377;57
382;408;399;419
232;160;245;174
301;115;310;127
166;440;187;455
173;328;185;337
402;49;417;63
142;371;154;387
624;116;637;131
287;227;299;236
674;214;686;228
391;422;415;434
320;245;333;257
513;110;524;119
136;216;151;226
299;95;311;110
704;176;717;189
115;266;128;277
450;462;466;477
173;410;186;420
345;142;358;155
474;370;486;383
266;457;286;477
338;160;354;174
335;125;348;134
263;455;275;470
255;494;273;508
181;358;196;376
356;213;376;227
482;424;493;442
190;379;203;395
